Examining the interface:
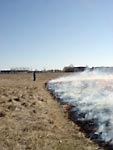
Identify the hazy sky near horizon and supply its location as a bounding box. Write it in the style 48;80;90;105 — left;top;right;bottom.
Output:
0;0;113;70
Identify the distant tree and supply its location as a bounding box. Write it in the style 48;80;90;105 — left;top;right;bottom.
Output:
63;64;74;72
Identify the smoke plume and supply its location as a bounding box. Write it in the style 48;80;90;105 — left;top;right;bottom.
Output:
48;70;113;147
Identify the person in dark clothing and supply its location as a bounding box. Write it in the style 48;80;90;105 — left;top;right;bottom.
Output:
33;71;36;81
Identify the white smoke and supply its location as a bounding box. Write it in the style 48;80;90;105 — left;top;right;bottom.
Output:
48;70;113;145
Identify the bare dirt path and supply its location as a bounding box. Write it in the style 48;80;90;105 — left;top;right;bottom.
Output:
0;73;99;150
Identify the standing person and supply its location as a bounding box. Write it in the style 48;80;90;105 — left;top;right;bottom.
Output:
33;71;36;81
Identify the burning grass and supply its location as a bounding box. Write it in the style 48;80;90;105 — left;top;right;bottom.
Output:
47;71;113;150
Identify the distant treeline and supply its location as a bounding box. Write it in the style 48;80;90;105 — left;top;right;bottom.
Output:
0;66;113;74
0;69;62;74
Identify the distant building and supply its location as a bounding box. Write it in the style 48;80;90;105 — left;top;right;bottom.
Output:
63;66;88;72
73;66;88;72
90;67;113;72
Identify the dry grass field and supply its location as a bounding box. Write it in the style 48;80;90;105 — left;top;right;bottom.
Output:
0;73;99;150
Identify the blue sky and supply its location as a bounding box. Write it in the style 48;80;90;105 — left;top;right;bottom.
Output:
0;0;113;70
